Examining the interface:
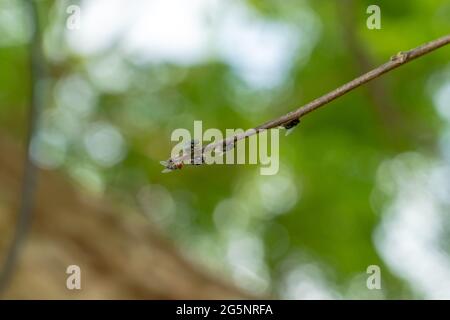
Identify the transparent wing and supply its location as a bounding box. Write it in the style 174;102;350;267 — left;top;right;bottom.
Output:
224;142;234;152
285;127;296;136
214;142;234;156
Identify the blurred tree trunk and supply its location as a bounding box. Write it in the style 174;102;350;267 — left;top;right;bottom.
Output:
0;134;249;299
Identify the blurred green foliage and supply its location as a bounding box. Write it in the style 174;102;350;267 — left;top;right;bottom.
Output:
1;0;450;299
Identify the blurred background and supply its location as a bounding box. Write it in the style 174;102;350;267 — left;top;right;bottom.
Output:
0;0;450;299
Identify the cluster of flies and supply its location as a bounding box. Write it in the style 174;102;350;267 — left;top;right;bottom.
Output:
160;118;300;173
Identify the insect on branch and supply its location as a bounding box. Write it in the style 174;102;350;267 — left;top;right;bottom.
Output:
161;34;450;172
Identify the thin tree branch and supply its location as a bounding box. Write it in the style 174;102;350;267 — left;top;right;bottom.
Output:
163;34;450;168
0;0;43;294
257;34;450;128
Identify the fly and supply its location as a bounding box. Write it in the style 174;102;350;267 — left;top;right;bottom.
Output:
280;118;300;136
160;139;204;173
160;159;183;173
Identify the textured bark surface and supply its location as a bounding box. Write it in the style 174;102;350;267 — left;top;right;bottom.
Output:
0;135;250;299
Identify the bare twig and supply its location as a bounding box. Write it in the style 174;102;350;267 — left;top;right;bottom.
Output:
0;0;43;294
163;34;450;168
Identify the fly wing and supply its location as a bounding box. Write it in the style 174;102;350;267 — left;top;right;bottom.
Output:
214;142;234;156
285;127;296;136
160;160;172;173
224;142;234;152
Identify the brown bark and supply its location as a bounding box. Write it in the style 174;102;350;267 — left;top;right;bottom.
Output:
0;134;250;299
